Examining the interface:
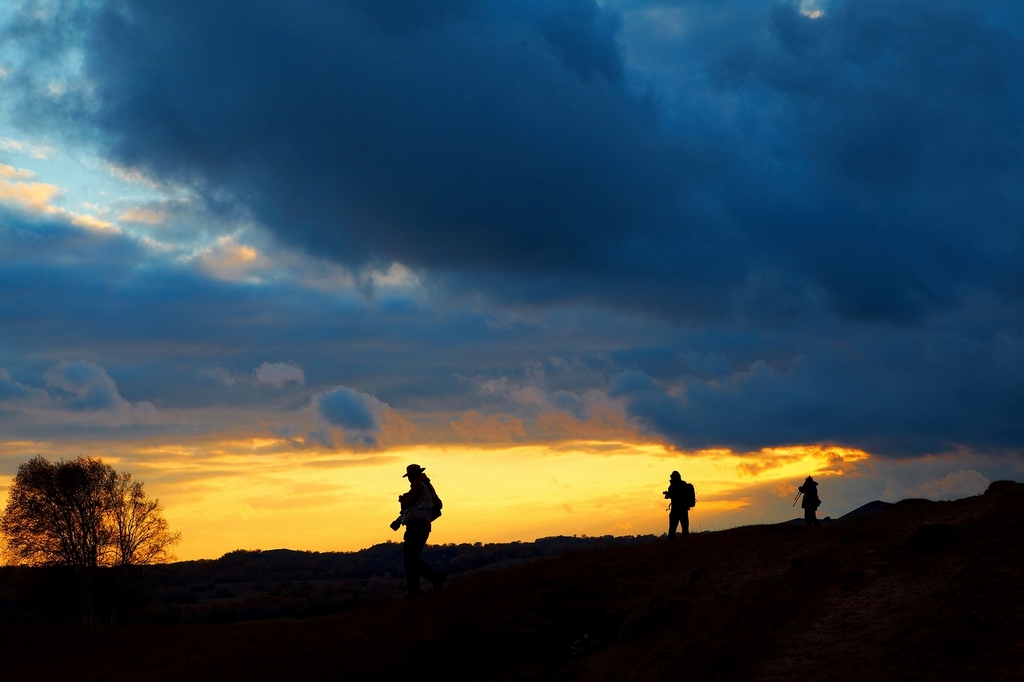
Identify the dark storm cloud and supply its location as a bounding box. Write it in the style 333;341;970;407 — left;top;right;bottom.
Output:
8;0;740;317
700;0;1024;320
13;0;1017;322
611;317;1024;457
2;0;1024;457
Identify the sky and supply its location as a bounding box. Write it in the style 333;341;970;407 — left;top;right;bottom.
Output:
0;0;1022;561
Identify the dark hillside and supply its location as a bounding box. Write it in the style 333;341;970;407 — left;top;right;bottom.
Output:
3;481;1022;681
0;534;655;625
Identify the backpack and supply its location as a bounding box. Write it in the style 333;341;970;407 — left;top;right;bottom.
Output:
426;481;443;521
685;482;696;509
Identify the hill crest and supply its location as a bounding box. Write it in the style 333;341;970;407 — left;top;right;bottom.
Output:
2;481;1022;681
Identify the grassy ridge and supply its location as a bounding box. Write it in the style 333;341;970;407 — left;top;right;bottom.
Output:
3;481;1022;681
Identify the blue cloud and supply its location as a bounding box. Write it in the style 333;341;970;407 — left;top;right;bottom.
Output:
0;358;156;426
0;368;35;401
44;360;128;411
314;386;383;445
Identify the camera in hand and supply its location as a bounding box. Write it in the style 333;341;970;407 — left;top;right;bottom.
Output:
390;517;402;531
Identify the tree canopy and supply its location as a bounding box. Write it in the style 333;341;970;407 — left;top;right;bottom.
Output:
1;455;179;568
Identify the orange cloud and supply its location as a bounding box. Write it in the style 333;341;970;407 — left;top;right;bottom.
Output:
771;482;798;498
0;178;61;211
376;409;419;445
734;445;872;480
0;177;116;230
195;236;268;281
450;411;528;443
0;163;35;180
535;406;643;441
118;206;167;224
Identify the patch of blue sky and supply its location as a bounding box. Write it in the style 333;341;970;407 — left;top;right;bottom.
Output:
0;3;182;246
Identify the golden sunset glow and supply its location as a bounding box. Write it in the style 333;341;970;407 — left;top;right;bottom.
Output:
0;437;875;561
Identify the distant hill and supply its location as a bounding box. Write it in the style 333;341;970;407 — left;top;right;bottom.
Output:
0;533;656;625
145;533;657;623
839;499;893;519
167;532;658;584
784;498;894;525
2;481;1023;680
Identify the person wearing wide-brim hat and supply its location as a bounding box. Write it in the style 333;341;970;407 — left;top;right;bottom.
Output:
798;475;821;527
394;463;446;596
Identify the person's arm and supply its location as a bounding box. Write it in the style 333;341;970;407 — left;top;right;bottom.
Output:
399;481;424;509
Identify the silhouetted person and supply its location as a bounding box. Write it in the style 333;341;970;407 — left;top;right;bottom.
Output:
799;475;821;527
664;471;696;538
394;463;446;597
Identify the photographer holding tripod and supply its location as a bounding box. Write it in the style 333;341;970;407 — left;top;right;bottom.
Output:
795;475;821;527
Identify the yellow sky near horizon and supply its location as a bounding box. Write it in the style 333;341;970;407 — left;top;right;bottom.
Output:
0;438;874;561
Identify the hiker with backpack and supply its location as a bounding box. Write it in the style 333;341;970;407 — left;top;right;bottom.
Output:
798;475;821;527
664;471;696;538
393;463;447;597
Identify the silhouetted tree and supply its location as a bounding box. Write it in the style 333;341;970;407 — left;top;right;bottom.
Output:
1;456;179;568
109;471;180;567
2;456;180;623
1;456;115;569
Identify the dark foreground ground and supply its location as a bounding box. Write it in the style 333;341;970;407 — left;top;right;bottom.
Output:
3;481;1022;681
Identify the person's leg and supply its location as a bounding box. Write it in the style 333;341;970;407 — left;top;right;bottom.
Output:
804;508;814;527
668;512;678;538
412;529;445;588
417;557;446;589
682;509;689;535
403;525;429;596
